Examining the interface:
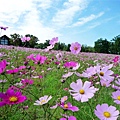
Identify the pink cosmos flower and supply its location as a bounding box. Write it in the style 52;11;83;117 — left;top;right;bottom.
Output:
112;84;120;90
45;45;54;52
34;95;52;105
19;66;26;70
97;66;114;81
0;53;3;57
60;96;68;103
100;79;111;87
115;79;120;85
21;79;34;88
0;89;27;107
64;61;77;69
0;60;7;74
21;36;30;42
6;68;19;74
62;72;74;79
60;116;76;120
112;90;120;104
27;54;34;60
56;53;63;61
69;79;98;102
49;37;58;45
94;103;119;120
70;42;81;55
82;66;97;78
60;102;79;112
33;54;47;64
113;56;119;63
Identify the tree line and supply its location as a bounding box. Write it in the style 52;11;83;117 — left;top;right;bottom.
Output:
9;33;120;54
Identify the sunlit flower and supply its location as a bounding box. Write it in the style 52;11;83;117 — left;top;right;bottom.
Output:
70;42;81;54
94;103;119;120
112;90;120;104
34;95;52;105
69;79;98;102
0;89;27;107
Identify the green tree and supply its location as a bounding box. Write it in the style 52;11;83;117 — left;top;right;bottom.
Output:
94;38;110;53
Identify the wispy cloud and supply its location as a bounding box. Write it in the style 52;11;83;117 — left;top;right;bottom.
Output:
52;0;88;27
71;12;104;27
0;0;61;43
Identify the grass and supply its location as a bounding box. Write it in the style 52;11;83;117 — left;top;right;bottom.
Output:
0;45;120;120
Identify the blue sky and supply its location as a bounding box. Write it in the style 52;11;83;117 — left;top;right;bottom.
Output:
0;0;120;46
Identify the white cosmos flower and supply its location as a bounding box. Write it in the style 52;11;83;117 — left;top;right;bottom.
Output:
34;95;52;105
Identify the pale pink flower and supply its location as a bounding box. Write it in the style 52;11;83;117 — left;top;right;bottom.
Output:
97;66;114;81
70;42;81;55
94;103;119;120
49;37;58;45
69;79;98;102
112;90;120;104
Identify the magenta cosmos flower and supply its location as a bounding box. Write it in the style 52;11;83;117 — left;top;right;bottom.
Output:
112;90;120;104
64;61;78;69
60;116;76;120
0;89;27;107
21;36;30;42
113;56;119;63
60;102;79;112
0;60;7;74
94;103;119;120
6;68;19;74
33;54;47;64
70;42;81;55
49;37;58;45
69;79;98;102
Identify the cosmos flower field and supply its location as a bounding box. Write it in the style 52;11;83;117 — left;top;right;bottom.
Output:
0;38;120;120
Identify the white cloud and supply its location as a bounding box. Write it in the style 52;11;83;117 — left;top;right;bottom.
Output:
52;0;88;27
72;12;104;27
0;0;61;43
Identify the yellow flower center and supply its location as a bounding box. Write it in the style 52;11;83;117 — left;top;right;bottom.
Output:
117;96;120;100
104;112;111;118
100;72;104;76
79;89;85;94
64;104;68;108
74;47;78;50
9;96;18;102
40;100;46;104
